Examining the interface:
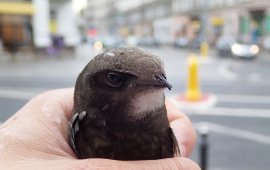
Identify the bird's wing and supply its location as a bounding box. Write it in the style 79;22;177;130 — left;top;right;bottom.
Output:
169;127;181;157
69;110;112;159
68;111;86;156
160;127;180;158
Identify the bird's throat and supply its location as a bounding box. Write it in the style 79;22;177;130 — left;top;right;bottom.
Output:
130;89;165;119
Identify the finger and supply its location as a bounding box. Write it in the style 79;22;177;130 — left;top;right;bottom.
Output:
1;157;201;170
26;88;74;119
4;88;75;135
166;99;189;122
0;88;76;158
166;99;196;157
75;157;201;170
26;88;75;153
3;88;74;128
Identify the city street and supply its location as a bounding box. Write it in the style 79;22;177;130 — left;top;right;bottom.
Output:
0;46;270;170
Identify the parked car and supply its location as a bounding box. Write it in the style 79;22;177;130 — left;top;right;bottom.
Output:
90;36;125;51
189;38;202;49
216;36;259;59
126;36;140;47
231;43;259;59
263;36;270;50
174;37;189;48
138;36;160;47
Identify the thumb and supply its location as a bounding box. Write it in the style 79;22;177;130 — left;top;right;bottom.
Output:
72;157;201;170
0;157;200;170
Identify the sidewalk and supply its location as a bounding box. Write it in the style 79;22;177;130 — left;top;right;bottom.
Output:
0;43;98;63
0;51;87;80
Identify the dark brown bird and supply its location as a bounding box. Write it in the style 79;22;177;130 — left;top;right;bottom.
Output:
69;47;179;160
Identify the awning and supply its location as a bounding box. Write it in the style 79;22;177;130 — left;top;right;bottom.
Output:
0;2;34;15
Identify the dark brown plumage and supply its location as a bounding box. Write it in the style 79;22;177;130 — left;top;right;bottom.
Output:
68;47;179;160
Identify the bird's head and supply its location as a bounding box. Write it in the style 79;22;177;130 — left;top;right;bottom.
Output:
74;47;172;119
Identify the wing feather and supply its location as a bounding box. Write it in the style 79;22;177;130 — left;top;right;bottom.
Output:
68;112;86;156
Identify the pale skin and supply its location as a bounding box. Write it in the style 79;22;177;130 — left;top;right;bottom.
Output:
0;88;200;170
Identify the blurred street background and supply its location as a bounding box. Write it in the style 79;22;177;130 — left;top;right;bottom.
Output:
1;0;270;170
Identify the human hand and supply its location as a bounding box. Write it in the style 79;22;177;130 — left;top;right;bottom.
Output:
0;88;199;169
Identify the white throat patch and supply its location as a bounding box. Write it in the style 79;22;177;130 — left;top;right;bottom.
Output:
131;89;164;117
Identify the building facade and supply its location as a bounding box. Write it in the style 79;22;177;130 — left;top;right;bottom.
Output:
87;0;270;46
0;0;82;52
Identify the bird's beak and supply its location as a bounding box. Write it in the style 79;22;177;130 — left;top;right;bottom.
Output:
155;75;173;90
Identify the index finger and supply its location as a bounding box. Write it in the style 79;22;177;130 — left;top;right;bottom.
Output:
166;99;196;157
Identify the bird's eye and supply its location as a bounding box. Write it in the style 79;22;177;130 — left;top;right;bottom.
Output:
105;72;126;88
